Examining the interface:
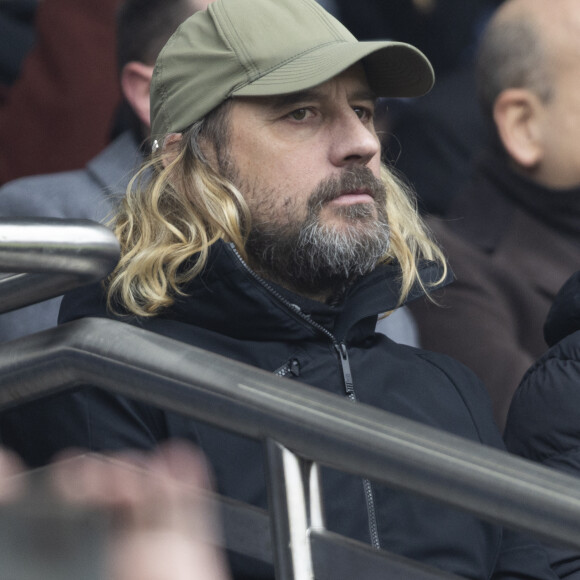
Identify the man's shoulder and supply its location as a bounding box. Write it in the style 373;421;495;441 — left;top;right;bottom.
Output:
0;167;109;220
0;133;141;221
374;338;491;411
426;201;573;303
85;131;143;190
413;345;488;396
0;167;90;198
0;134;140;221
371;340;504;444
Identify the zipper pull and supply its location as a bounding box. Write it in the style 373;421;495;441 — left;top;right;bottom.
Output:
275;358;301;378
335;342;355;398
289;358;301;377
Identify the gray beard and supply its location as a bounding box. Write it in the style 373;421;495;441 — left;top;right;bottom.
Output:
245;167;391;299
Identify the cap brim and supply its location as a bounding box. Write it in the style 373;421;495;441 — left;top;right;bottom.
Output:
232;40;434;99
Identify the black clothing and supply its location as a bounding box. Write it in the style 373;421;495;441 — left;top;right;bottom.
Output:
543;271;580;348
505;270;580;579
1;241;556;579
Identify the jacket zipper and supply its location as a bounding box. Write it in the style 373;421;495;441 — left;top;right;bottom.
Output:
229;244;381;549
334;343;380;549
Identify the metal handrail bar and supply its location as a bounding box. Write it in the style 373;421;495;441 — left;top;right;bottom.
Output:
0;218;119;314
215;490;464;580
1;317;580;551
23;450;461;580
202;467;466;579
262;441;463;580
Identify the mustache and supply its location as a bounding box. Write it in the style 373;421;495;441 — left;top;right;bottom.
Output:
308;166;386;209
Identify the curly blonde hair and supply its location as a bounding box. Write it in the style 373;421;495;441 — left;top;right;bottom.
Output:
107;101;446;317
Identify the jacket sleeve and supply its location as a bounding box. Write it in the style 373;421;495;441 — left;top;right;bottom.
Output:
0;0;122;184
0;387;171;468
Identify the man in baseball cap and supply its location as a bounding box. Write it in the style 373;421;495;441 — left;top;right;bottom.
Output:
2;1;559;579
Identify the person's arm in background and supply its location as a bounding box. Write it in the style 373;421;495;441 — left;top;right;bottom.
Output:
52;442;232;580
0;442;232;580
0;0;122;185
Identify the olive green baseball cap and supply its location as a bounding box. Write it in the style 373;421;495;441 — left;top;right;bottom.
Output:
150;0;435;144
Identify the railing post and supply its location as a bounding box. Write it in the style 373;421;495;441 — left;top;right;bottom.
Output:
308;461;325;533
264;439;325;580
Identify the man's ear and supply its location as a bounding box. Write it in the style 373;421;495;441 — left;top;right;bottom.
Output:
160;133;183;167
493;88;544;168
120;61;154;128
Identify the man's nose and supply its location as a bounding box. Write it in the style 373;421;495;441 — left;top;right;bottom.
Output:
329;110;380;168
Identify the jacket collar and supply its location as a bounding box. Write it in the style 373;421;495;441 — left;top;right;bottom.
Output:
86;131;144;197
163;240;448;343
447;149;580;251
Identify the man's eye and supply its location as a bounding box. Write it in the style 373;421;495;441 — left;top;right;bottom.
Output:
288;108;310;121
353;107;372;121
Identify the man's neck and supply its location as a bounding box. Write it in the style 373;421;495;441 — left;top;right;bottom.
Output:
248;261;353;306
251;267;331;303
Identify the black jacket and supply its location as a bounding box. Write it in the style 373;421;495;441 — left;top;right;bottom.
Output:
505;270;580;579
1;241;556;580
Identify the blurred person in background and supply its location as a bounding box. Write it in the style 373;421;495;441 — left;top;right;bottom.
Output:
0;0;209;344
0;442;231;580
0;0;122;185
409;0;580;431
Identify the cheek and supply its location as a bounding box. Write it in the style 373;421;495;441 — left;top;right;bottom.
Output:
368;155;382;179
264;151;323;196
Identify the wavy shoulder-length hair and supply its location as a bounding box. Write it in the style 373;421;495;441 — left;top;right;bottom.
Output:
107;100;446;317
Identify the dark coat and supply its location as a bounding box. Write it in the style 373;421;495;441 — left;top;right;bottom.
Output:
505;270;580;579
0;241;556;580
408;151;580;431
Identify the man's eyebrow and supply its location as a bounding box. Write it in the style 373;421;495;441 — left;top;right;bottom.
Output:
266;88;378;111
350;89;378;103
267;89;324;111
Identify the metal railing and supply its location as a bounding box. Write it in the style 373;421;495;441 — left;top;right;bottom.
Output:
3;318;580;579
0;220;579;580
0;218;119;313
